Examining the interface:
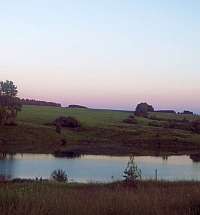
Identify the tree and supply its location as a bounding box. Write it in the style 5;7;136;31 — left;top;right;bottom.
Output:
134;102;154;117
135;102;154;112
123;157;142;187
0;80;22;125
50;169;68;182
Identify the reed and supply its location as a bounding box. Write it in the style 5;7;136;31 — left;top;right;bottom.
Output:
0;180;200;215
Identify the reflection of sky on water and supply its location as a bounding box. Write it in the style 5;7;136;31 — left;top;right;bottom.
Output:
135;156;199;180
0;154;200;182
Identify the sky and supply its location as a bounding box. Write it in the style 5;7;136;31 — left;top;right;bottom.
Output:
0;1;200;113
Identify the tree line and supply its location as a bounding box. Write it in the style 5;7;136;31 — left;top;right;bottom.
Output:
17;98;61;107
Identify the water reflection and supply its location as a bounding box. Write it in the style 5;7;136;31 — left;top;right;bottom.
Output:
0;153;14;181
190;154;200;162
0;153;200;182
53;150;81;158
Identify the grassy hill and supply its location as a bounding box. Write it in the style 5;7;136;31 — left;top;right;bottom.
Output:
1;105;200;155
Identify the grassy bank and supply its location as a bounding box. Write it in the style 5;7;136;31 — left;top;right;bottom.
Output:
1;180;200;215
1;105;200;155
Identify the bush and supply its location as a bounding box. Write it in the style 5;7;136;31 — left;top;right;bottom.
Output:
123;115;138;124
52;116;82;129
50;169;68;182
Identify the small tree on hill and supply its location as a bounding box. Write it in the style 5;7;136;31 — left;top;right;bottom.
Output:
0;80;22;125
134;102;154;118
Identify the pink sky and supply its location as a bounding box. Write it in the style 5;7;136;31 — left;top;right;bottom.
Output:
1;1;200;114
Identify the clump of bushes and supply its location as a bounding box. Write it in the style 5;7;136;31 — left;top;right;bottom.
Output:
46;116;82;130
123;115;138;124
53;116;82;128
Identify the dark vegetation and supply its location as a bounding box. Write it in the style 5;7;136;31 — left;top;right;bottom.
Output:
179;110;194;115
46;116;82;131
0;180;200;215
68;104;88;108
122;115;138;124
18;98;61;107
149;115;200;133
155;110;176;114
0;80;22;126
134;102;154;117
50;169;68;182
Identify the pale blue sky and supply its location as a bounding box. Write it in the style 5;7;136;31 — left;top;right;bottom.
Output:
1;1;200;113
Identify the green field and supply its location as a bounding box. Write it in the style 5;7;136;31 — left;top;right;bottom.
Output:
1;105;200;155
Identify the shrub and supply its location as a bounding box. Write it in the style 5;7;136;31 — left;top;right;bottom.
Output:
50;169;68;182
52;116;82;129
123;115;138;124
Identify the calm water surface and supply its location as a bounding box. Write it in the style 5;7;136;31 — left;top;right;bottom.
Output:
0;154;200;182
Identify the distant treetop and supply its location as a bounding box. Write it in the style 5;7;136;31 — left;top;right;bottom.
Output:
68;104;88;109
135;102;154;112
134;102;154;118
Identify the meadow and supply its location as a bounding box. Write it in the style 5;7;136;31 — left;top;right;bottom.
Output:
1;180;200;215
1;105;200;155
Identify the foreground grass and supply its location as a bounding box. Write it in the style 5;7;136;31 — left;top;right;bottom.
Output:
0;180;200;215
1;105;200;155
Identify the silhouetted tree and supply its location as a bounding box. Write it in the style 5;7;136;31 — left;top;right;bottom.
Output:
135;102;154;112
0;80;22;125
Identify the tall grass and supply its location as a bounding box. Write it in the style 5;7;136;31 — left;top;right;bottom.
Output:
0;180;200;215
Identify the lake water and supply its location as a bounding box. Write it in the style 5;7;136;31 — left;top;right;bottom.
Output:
0;154;200;182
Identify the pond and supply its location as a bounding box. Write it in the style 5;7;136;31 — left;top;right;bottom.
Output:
0;153;200;182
